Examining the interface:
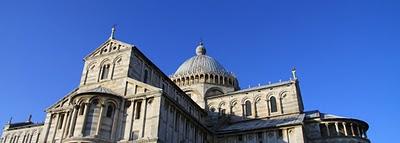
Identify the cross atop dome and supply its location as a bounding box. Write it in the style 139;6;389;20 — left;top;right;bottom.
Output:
196;41;206;55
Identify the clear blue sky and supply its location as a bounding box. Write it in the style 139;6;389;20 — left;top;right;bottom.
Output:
0;0;398;142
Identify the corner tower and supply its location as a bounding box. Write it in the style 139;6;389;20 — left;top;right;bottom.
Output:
170;42;239;109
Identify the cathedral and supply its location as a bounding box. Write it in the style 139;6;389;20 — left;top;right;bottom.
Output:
1;28;370;143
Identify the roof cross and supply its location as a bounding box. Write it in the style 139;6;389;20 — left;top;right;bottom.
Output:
109;25;116;39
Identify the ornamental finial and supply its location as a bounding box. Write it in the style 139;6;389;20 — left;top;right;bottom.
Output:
291;67;297;80
27;114;32;122
109;25;116;39
196;40;206;55
199;38;204;46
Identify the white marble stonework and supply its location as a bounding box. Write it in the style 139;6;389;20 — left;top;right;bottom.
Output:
1;30;370;143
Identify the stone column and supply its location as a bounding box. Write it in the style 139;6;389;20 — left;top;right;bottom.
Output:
335;122;340;136
110;104;120;140
124;101;135;140
253;102;257;117
40;113;53;142
61;112;70;138
29;133;33;143
3;134;7;143
111;63;116;80
80;103;90;136
95;104;105;136
51;113;60;142
127;101;137;140
117;101;126;140
229;105;233;115
141;98;148;138
68;106;78;137
16;135;19;143
350;123;355;136
356;126;361;137
63;110;72;138
241;104;245;118
342;122;348;136
22;134;26;143
279;97;284;114
286;129;290;143
266;100;270;116
325;123;330;136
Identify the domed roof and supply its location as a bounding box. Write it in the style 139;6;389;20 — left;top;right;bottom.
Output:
173;42;232;77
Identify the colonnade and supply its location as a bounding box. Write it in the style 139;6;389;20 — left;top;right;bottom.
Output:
211;96;285;120
40;98;121;142
320;121;368;139
172;73;236;87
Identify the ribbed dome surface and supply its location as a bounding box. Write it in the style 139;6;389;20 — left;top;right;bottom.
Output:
173;42;232;77
174;55;229;76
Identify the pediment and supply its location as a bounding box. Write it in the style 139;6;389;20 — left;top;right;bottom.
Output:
46;88;79;112
84;39;134;60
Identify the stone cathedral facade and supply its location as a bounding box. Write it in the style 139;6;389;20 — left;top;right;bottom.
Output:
1;29;370;143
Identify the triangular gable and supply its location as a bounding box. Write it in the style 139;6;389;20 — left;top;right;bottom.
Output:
84;38;135;60
45;88;79;111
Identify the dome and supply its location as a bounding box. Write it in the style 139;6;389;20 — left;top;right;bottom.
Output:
173;42;232;77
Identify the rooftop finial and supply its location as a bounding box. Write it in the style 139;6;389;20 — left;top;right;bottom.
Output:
27;114;32;122
8;117;12;124
291;67;297;80
196;40;206;55
199;38;204;46
109;25;116;39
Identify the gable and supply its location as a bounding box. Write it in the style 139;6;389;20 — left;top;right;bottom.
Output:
84;39;133;60
46;88;79;112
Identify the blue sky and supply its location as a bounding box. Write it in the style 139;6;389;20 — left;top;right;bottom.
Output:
0;0;398;142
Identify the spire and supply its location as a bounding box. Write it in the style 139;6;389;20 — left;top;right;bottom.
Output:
109;25;116;39
196;40;206;55
291;67;297;80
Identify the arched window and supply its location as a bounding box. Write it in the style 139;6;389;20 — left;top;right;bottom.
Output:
101;64;110;80
245;100;252;116
106;104;114;118
270;96;277;113
205;88;224;97
84;99;100;136
79;103;85;115
58;114;65;129
135;100;142;119
221;109;226;116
